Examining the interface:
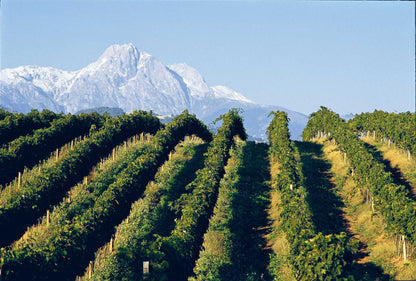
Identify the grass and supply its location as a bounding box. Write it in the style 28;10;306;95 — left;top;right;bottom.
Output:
361;136;416;198
294;140;346;235
320;139;416;280
267;156;296;281
266;190;296;281
76;138;207;280
11;134;148;250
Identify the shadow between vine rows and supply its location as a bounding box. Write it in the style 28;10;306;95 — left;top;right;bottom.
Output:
225;142;272;280
362;142;416;201
295;141;390;280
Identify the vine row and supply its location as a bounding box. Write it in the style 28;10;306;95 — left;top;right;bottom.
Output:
268;110;354;280
0;111;161;247
303;106;416;261
0;112;105;185
0;109;62;147
349;110;416;157
140;110;247;281
84;139;207;280
190;140;270;281
0;111;212;281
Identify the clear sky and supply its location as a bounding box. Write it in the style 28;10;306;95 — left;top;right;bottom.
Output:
1;0;414;116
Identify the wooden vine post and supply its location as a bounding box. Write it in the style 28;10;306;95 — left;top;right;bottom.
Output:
88;261;93;278
109;237;113;253
46;210;50;226
402;235;407;262
18;171;22;189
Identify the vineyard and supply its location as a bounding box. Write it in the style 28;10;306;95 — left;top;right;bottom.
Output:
0;107;415;281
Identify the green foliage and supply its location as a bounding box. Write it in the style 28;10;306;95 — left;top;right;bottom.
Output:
191;141;271;281
349;110;416;155
294;232;356;281
0;111;161;248
88;141;207;281
0;108;13;120
267;110;354;280
75;107;125;117
0;109;62;147
267;111;300;187
0;112;105;185
303;107;416;248
0;139;148;281
140;110;247;280
0;111;211;281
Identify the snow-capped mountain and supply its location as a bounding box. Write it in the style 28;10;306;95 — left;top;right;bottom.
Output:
0;43;308;139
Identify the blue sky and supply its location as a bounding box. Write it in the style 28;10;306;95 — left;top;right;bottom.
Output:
1;0;414;115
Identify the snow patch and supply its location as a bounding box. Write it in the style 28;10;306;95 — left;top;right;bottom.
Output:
0;43;308;139
210;85;253;103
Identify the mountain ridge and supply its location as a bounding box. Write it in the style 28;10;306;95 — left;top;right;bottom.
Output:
0;43;308;139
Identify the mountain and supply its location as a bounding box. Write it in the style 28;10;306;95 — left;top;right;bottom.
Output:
341;113;355;121
168;63;307;139
75;107;125;117
0;43;308;139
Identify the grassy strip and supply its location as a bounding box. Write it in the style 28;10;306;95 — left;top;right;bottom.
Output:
82;139;207;280
0;112;161;248
349;111;416;156
303;107;416;255
0;135;86;208
0;112;105;185
361;137;416;200
267;111;355;281
0;111;211;281
267;182;296;281
322;139;416;280
12;134;150;251
142;110;247;281
190;140;271;281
